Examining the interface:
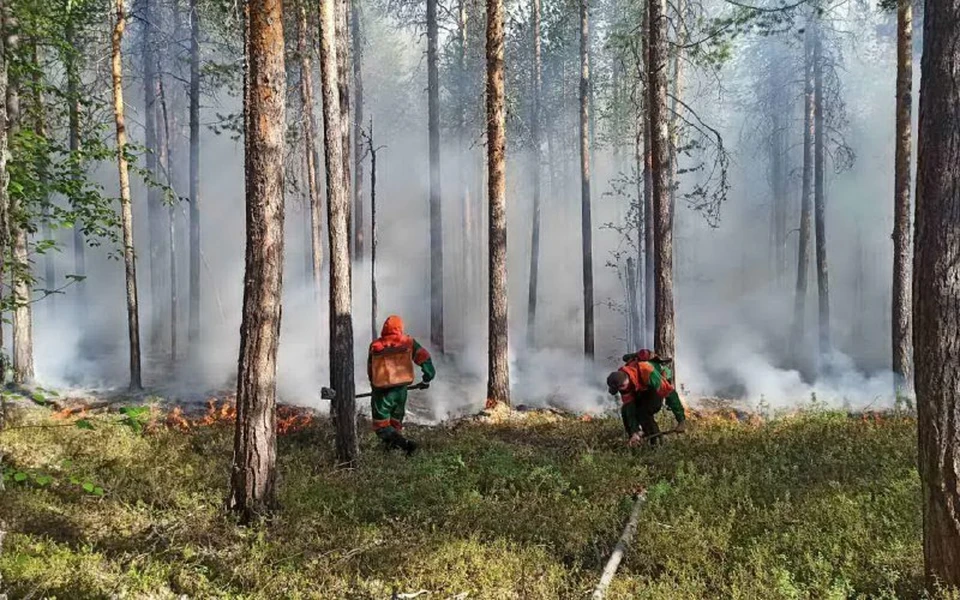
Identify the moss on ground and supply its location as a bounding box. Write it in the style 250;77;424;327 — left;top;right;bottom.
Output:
0;406;934;599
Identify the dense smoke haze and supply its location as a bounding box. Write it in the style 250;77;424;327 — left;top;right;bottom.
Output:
26;0;910;420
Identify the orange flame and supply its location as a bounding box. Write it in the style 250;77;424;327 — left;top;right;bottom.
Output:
161;398;314;435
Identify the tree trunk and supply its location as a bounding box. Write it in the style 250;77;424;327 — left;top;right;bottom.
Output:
813;22;829;359
626;257;641;350
913;0;960;584
112;0;143;390
427;0;444;352
579;0;594;359
6;15;32;385
771;93;788;286
457;0;469;348
526;0;541;348
336;0;351;255
32;43;54;315
486;0;509;407
791;24;814;362
158;72;178;364
320;0;358;465
634;97;646;344
368;120;377;341
642;4;654;347
648;0;673;364
352;0;364;261
297;0;323;358
0;0;9;385
892;0;912;398
228;0;285;523
140;0;164;353
65;19;86;323
668;0;685;211
188;0;201;348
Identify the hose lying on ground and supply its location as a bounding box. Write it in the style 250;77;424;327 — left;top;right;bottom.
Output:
591;490;647;600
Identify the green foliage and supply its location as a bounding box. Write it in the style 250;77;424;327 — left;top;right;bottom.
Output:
118;406;151;435
0;408;937;598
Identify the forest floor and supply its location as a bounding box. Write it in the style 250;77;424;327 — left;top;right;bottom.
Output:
0;396;945;599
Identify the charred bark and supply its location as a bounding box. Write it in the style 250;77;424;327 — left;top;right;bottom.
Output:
228;0;286;523
913;0;960;584
486;0;509;406
320;0;358;465
526;0;541;347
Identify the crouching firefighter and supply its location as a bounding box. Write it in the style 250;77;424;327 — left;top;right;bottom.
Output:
368;315;436;455
606;349;686;447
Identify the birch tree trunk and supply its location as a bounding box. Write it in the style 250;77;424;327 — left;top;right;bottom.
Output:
111;0;143;390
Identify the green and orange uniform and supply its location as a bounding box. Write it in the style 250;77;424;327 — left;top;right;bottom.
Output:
612;349;686;444
368;315;436;452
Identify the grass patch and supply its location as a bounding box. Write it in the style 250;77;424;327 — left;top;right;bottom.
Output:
0;406;928;599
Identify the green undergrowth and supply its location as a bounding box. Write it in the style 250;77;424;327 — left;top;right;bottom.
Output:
0;406;933;599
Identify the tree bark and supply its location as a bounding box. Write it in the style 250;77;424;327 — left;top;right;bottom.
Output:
228;0;285;523
297;0;323;358
111;0;143;390
486;0;509;407
320;0;358;465
427;0;444;352
65;18;86;322
892;0;912;397
352;0;364;261
368;120;377;341
140;0;164;353
6;14;32;385
579;0;594;359
642;4;654;347
790;24;814;361
157;72;178;364
336;0;351;255
813;22;829;358
913;0;960;584
526;0;541;348
0;0;9;385
648;0;673;364
188;0;201;348
32;43;54;316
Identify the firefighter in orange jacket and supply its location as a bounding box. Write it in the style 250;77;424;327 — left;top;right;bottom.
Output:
606;349;686;446
368;315;435;455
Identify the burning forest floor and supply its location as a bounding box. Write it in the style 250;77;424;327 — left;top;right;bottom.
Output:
0;394;938;599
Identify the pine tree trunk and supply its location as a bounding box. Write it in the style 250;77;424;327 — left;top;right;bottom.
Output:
188;0;201;348
158;73;178;364
914;0;960;584
320;0;358;465
579;0;594;359
634;99;646;343
369;120;378;341
297;0;323;357
648;0;673;364
486;0;509;407
526;0;541;348
65;19;86;322
791;24;815;361
0;0;9;386
352;0;364;261
336;0;351;254
668;0;685;210
111;0;143;390
457;0;469;348
141;0;164;353
892;0;912;397
6;15;32;385
427;0;444;352
813;22;829;358
642;4;654;347
229;0;285;523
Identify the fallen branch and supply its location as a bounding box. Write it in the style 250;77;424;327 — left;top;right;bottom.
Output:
591;491;647;600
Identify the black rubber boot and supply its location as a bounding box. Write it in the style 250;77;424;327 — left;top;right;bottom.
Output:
402;437;418;457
